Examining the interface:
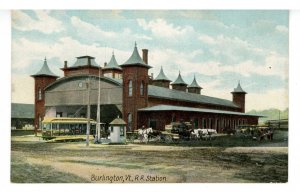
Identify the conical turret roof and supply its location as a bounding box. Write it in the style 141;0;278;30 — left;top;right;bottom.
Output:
188;76;202;89
31;57;58;77
154;66;171;81
172;72;187;85
103;52;122;70
232;81;247;94
121;42;151;69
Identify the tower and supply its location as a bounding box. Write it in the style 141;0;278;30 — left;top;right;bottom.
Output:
61;55;101;77
31;58;59;132
102;51;123;79
188;75;202;94
152;66;171;88
171;71;187;92
121;43;152;131
231;81;247;113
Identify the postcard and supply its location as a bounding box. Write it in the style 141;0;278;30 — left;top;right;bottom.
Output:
11;10;288;184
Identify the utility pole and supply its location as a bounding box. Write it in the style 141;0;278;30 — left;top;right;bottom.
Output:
278;110;281;129
86;77;91;147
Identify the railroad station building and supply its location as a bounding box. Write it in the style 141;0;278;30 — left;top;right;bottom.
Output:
31;43;261;132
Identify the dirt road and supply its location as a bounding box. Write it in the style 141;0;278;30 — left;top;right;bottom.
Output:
11;135;288;183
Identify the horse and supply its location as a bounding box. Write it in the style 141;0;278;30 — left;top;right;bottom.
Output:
137;127;153;143
192;128;218;140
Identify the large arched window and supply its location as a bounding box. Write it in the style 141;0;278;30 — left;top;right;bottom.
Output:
128;113;132;132
38;88;42;100
140;81;144;96
128;80;132;96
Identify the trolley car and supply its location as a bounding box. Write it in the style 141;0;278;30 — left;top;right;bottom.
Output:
41;117;97;142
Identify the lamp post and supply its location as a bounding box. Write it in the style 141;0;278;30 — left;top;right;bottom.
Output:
278;109;281;129
86;77;91;147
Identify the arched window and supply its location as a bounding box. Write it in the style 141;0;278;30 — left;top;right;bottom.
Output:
140;81;144;96
128;113;132;132
38;88;42;100
38;115;42;129
128;80;132;96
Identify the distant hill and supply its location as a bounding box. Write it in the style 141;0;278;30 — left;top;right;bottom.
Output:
247;108;288;123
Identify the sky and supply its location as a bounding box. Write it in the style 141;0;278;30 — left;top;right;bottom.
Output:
11;10;289;111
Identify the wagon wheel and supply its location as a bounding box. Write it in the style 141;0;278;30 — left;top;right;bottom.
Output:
164;135;173;144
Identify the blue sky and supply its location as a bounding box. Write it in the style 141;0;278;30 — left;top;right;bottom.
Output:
11;10;289;111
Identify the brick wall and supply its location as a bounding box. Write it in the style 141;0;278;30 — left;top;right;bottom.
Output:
151;80;170;89
63;67;101;77
122;65;149;131
232;93;246;113
33;76;57;131
138;110;259;132
187;87;201;94
172;84;187;92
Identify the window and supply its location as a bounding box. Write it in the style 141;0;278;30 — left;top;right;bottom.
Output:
172;114;176;122
202;118;207;129
38;115;42;130
128;80;132;96
104;73;113;78
56;112;63;117
128;113;132;132
140;81;144;96
149;120;157;129
194;118;199;129
38;88;42;100
120;127;124;136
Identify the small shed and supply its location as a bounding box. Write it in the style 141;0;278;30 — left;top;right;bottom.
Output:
109;117;126;143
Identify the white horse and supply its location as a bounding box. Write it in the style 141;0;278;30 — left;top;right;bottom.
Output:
138;127;153;143
192;128;217;140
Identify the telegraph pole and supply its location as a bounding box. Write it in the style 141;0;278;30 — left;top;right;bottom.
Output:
278;110;281;129
86;77;91;147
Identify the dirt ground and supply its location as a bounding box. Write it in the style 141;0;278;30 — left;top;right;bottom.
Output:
11;134;288;183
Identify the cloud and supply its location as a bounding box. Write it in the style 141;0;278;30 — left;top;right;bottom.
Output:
149;46;287;82
11;36;136;76
70;16;117;38
137;18;194;38
12;10;64;34
70;16;152;44
275;25;288;33
11;75;34;104
246;88;288;111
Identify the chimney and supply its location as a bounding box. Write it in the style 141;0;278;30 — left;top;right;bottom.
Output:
64;61;68;68
142;49;148;64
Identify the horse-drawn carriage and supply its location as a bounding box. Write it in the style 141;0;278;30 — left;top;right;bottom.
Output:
127;121;218;143
237;125;274;141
